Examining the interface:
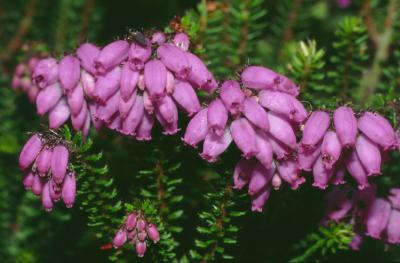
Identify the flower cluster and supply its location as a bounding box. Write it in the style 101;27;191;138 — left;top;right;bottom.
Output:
323;185;400;250
112;211;160;257
298;107;398;190
183;66;308;212
13;31;217;139
11;57;40;102
19;133;76;211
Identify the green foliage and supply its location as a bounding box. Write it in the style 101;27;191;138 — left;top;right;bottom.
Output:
289;222;354;263
190;178;246;262
327;17;369;101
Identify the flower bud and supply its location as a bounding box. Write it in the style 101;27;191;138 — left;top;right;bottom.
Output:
301;111;330;150
32;58;58;88
157;44;191;79
358;112;397;150
119;90;137;119
321;131;342;169
254;129;273;169
51;145;69;184
120;63;139;101
136;241;147;257
271;174;282;190
81;70;96;99
42;181;54;212
242;97;270;132
121;95;144;135
173;32;190;51
297;143;321;171
93;66;121;104
183;108;208;147
312;156;333;189
71;101;88;131
146;223;160;243
345;150;369;189
136;112;155;141
366;198;391;239
230;118;259;159
151;32;166;45
233;158;255;190
66;82;84;116
200;129;232;162
248;162;274;195
207;99;228;136
172;81;201;116
136;218;146;232
62;172;76;208
157;95;178;124
129;42;152;71
333;106;357;147
28;84;40;103
23;171;35;189
19;134;43;170
95;40;129;75
126;212;138;231
36;82;63;115
267;112;296;149
106;114;121;131
113;229;127;249
166;70;175;94
241;66;278;90
259;90;297;120
144;59;167;101
251;185;271;212
36;147;53;176
186;52;214;91
387;209;400;244
277;159;305;189
76;43;100;75
58;55;81;92
95;91;120;123
32;173;44;196
355;135;381;176
49;98;70;129
220;80;245;116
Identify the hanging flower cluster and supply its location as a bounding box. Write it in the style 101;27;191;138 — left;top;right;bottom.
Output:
298;107;399;190
11;57;40;102
112;211;160;257
19;133;76;212
184;66;308;212
323;185;400;250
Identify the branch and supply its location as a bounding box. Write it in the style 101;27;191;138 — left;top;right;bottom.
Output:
361;0;379;48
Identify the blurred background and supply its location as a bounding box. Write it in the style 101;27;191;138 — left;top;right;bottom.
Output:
0;0;399;262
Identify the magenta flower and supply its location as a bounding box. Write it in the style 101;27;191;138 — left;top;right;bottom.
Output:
248;162;274;195
36;82;63;115
251;186;271;212
157;44;191;79
81;70;96;99
121;95;144;135
333;106;357;147
200;129;232;162
312;156;333;189
301;111;330;150
119;90;137;119
230;118;259;159
76;43;100;75
242;97;270;132
66;83;84;116
277;159;304;190
144;59;167;101
345;150;369;189
42;181;54;212
22;171;35;189
266;111;296;149
146;223;160;243
36;147;53;176
120;63;139;101
19;134;43;170
113;229;128;248
321;131;342;169
58;55;81;92
32;58;58;89
220;80;245;116
186;52;216;92
129;41;152;71
207;99;228;136
62;172;76;208
254;129;273;169
297;143;321;171
51;145;69;184
365;198;391;239
49;98;71;129
173;32;190;51
172;80;201;116
93;66;121;104
355;135;382;176
241;66;278;90
233;158;254;190
387;209;400;244
151;32;166;45
71;101;88;130
95;40;129;75
157;95;178;124
136;112;155;141
183;108;209;147
136;241;147;257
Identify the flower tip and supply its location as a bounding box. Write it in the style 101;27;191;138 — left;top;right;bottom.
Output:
312;182;328;190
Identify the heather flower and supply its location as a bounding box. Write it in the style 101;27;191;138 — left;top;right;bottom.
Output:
49;98;71;129
120;63;139;101
200;128;232;162
51;145;69;184
95;40;129;75
32;58;58;89
337;0;351;8
258;90;298;121
58;55;81;92
36;147;53;176
129;41;152;71
66;83;84;116
242;97;270;132
220;80;245;116
233;158;254;190
119;90;137;119
23;171;35;189
157;95;178;124
166;71;175;94
301;111;330;150
330;165;346;186
345;150;369;189
312;156;333;189
76;43;100;75
136;112;155;141
207;99;228;136
333;106;357;147
277;158;305;189
113;229;127;248
120;95;144;135
266;111;296;149
183;108;208;147
297;143;321;171
36;82;63;115
388;188;400;210
173;32;190;51
172;80;201;116
365;198;391;239
136;242;147;257
146;224;160;243
42;181;54;212
265;132;291;160
71;101;88;130
254;129;273;169
230;118;259;159
157;44;191;79
93;66;121;104
151;32;166;45
143;91;155;114
251;186;271;212
241;66;278;90
186;52;216;92
248;162;274;195
32;174;44;196
144;59;167;101
19;134;43;170
62;172;76;208
321;131;342;169
355;135;381;176
95;91;120;123
81;70;96;99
